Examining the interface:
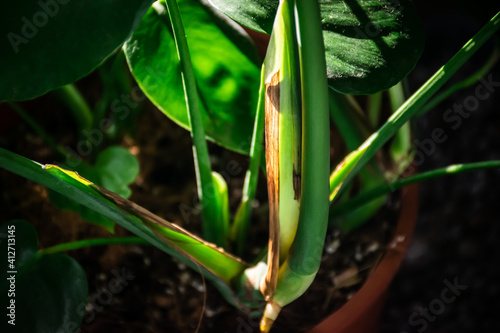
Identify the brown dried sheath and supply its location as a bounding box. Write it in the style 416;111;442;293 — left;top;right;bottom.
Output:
89;183;246;265
261;70;281;301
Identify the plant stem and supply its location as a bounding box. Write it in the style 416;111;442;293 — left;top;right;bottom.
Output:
8;102;71;159
54;84;93;133
367;91;383;128
334;11;500;199
155;1;222;246
329;90;366;151
232;65;266;254
288;0;330;277
38;237;149;256
328;90;387;231
112;50;133;95
261;1;330;329
331;160;500;220
388;81;413;176
416;43;500;117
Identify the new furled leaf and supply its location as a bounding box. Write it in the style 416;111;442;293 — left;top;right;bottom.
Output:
260;0;301;305
260;0;330;330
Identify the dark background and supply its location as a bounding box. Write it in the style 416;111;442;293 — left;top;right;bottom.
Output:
382;1;500;332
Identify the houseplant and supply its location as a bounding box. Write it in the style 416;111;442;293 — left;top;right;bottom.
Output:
1;0;499;332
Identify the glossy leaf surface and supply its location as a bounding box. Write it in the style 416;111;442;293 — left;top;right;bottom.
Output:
124;0;260;154
209;0;424;94
0;0;153;101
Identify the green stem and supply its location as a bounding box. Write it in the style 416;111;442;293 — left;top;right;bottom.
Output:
288;0;330;276
95;67;114;125
329;90;366;151
367;91;383;128
38;237;149;256
232;65;266;254
8;102;71;159
155;1;220;245
112;50;133;95
388;81;406;111
335;11;500;199
260;1;330;329
416;43;500;117
331;160;500;219
388;81;413;175
96;50;138;139
54;84;93;133
328;90;388;231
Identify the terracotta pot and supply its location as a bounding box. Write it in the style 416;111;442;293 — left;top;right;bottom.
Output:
308;184;419;333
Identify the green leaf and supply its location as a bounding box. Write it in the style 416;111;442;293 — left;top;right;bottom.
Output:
321;0;424;94
1;220;88;333
95;146;140;198
0;148;248;307
124;0;261;154
48;162;113;231
208;0;425;94
49;146;139;232
0;0;153;102
208;0;276;34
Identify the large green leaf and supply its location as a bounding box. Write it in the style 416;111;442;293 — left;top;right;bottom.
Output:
0;0;153;102
208;0;275;34
0;147;248;306
321;0;424;94
208;0;424;94
0;220;88;333
208;0;279;35
124;0;260;154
